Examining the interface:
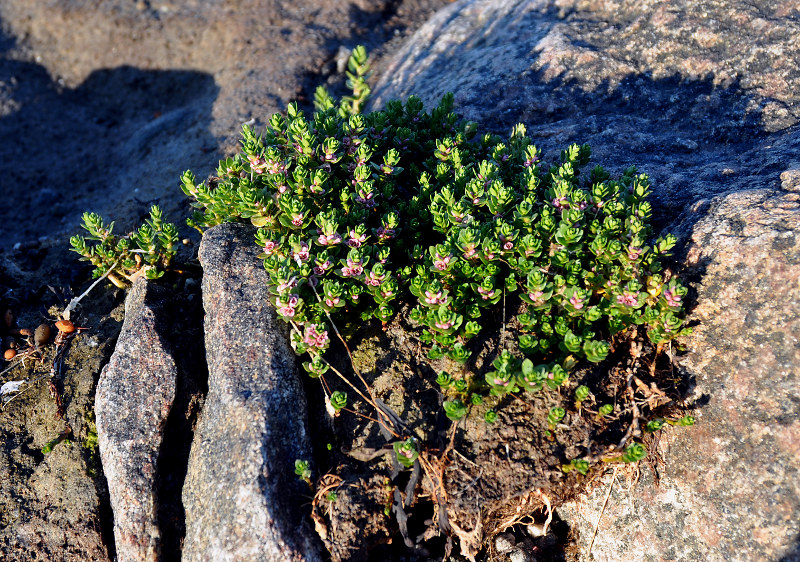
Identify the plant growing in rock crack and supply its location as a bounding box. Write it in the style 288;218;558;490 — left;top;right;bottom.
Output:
177;46;694;471
71;45;696;556
70;205;179;288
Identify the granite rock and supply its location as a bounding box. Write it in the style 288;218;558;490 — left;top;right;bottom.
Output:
182;222;321;561
373;0;800;559
371;0;800;228
95;278;177;562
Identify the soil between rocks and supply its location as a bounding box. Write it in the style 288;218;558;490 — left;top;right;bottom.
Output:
304;298;693;561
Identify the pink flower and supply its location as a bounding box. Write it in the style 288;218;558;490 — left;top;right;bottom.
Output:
627;246;642;260
569;294;585;310
262;240;277;255
664;289;682;307
435;321;453;330
477;286;498;301
503;241;514;250
291;214;304;227
347;229;367;248
424;291;445;305
434;256;452;271
616;292;638;307
247;155;267;174
528;291;544;304
325;297;340;307
376;227;395;241
346;258;364;276
292;242;310;262
276;277;297;293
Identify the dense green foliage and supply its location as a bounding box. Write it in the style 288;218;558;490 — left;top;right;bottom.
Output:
74;46;693;475
70;206;178;288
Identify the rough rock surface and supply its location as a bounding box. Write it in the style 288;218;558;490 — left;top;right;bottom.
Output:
372;0;800;560
371;0;800;229
95;278;177;562
560;185;800;561
0;0;449;248
182;222;321;561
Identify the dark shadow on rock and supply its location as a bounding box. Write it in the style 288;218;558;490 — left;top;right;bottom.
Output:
0;23;220;250
152;276;208;562
780;537;800;562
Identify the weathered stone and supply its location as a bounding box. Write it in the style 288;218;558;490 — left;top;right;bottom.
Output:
0;0;448;249
373;0;800;559
95;278;177;562
372;0;800;225
182;222;321;561
558;187;800;562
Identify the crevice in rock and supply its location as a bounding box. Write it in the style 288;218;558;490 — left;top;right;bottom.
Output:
154;275;208;561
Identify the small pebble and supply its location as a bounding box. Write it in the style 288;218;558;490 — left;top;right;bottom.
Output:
509;549;534;562
495;532;516;554
34;324;51;347
527;522;546;538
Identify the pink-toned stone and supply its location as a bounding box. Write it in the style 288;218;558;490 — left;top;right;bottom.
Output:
95;278;177;562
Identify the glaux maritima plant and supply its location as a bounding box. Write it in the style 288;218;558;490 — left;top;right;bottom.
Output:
70;206;179;288
180;46;690;384
75;46;693;473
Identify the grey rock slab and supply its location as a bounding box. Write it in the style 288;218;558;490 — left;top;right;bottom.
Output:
95;278;177;562
183;222;321;562
373;0;800;559
371;0;800;227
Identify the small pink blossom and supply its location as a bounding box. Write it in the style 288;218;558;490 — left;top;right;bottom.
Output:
569;294;585;310
276;277;297;293
664;288;682;307
262;240;278;255
627;246;642;261
247;155;267;174
478;286;497;300
424;291;445;305
292;242;310;262
347;229;367;248
434;255;452;270
376;227;395;240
